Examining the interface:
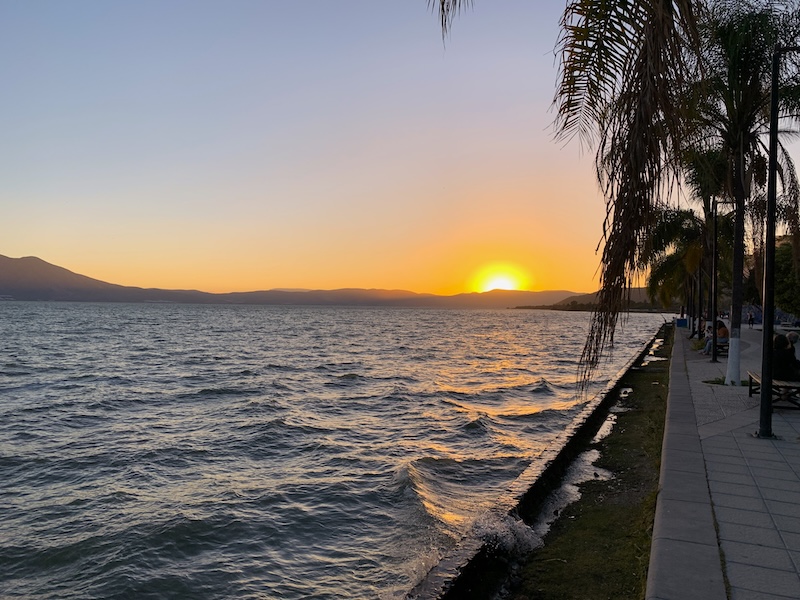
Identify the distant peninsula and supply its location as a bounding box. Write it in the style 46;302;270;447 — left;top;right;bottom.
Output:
0;254;593;309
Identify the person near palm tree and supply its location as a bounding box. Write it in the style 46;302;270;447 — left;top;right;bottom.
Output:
702;320;729;355
773;334;800;380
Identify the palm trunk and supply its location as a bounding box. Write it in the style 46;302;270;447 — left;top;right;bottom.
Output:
726;153;747;385
698;265;704;335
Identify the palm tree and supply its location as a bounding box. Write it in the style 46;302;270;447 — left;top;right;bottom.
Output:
556;1;800;383
683;147;734;323
555;0;700;378
431;1;800;384
431;0;701;376
644;208;706;311
686;4;800;384
643;148;734;327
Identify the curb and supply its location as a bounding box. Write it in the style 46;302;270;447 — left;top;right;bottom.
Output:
645;329;726;600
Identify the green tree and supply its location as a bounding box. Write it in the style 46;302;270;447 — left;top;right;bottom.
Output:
642;150;733;322
644;209;705;309
775;240;800;316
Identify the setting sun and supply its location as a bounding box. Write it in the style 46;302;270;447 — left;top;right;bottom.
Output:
470;262;531;293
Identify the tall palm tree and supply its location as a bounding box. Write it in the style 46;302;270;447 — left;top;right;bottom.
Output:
683;146;733;323
686;3;800;384
432;0;701;376
433;1;800;384
643;148;734;324
555;0;700;378
644;208;706;311
557;1;800;383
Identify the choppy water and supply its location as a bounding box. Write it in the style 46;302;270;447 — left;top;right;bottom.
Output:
0;303;664;599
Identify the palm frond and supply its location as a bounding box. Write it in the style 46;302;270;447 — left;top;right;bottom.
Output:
428;0;473;37
555;0;698;146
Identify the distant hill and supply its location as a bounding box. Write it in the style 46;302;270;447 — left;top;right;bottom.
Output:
513;288;665;311
0;255;583;308
545;288;659;310
555;288;653;305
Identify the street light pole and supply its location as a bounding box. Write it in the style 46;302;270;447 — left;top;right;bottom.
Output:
712;198;719;363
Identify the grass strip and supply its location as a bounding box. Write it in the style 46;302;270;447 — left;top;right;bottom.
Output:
508;323;672;600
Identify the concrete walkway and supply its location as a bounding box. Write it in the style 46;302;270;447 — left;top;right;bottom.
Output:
646;324;800;600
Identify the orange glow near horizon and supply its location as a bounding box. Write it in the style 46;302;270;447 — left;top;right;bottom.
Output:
470;262;532;293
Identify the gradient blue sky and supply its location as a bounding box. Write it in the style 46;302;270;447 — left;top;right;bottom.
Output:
1;1;609;294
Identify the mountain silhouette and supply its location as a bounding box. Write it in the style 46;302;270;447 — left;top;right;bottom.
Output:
0;254;583;308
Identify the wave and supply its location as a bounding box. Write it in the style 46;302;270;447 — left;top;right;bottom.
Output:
176;386;261;399
324;373;365;387
391;454;535;540
463;416;491;433
530;377;559;395
441;393;580;422
2;511;254;599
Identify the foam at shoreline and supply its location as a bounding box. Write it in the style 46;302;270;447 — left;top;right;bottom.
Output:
406;331;661;599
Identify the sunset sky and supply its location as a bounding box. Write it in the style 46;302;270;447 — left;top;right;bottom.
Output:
1;1;609;295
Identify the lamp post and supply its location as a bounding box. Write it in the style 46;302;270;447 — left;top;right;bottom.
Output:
711;198;719;363
759;44;800;438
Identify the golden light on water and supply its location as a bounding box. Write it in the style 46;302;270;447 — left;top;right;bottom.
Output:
470;262;531;293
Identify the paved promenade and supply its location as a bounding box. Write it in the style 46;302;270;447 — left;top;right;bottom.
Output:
646;324;800;599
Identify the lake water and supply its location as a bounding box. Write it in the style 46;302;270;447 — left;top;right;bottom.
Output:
0;303;665;599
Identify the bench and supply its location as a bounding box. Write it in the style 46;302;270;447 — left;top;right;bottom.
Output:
716;342;729;356
747;371;800;409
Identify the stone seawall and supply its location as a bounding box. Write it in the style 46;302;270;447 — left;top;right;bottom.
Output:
407;329;665;599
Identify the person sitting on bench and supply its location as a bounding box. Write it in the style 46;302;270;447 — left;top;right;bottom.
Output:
701;320;729;355
773;333;800;381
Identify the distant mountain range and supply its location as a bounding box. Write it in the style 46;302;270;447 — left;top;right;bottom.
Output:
0;254;594;308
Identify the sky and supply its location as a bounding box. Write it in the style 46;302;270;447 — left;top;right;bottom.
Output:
0;1;609;295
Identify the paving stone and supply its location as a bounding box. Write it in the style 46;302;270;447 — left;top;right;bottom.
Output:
726;563;800;597
742;448;787;462
661;448;708;474
707;453;750;467
722;540;796;571
662;432;703;453
765;499;800;518
709;480;763;499
706;460;753;475
708;470;758;486
714;506;775;528
753;475;800;492
648;328;800;600
752;464;800;480
717;521;785;549
652;498;717;546
646;538;726;600
790;550;800;571
659;469;712;503
703;435;739;449
703;444;744;458
760;487;800;504
747;458;794;472
773;514;800;535
784;532;800;552
730;587;800;599
712;493;768;512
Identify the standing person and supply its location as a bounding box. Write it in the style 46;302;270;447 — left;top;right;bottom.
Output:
748;311;754;329
788;331;800;361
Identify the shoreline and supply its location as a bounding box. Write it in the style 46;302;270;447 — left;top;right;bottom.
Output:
407;328;666;599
